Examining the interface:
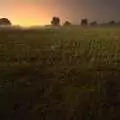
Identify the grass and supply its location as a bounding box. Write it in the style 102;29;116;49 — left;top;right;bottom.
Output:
0;26;120;120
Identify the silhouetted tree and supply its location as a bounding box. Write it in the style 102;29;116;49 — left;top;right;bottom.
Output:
90;21;97;26
0;18;11;26
51;17;60;26
81;19;88;26
108;20;115;25
63;21;72;26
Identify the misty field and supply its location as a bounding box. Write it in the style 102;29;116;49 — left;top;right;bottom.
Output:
0;27;120;120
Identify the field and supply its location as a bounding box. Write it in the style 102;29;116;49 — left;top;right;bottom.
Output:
0;27;120;120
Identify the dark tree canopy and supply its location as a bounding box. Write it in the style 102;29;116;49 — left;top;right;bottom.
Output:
108;20;115;25
81;19;88;26
63;21;72;26
0;18;12;26
51;17;60;26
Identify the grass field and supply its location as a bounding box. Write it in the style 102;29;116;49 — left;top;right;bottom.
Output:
0;27;120;120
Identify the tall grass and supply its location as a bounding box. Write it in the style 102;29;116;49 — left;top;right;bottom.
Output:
0;27;120;120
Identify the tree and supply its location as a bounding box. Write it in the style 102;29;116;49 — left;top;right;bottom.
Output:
63;21;72;26
51;17;60;26
108;20;115;25
0;18;12;26
90;21;97;26
81;19;88;26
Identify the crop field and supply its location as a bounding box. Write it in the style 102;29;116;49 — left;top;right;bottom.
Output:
0;27;120;120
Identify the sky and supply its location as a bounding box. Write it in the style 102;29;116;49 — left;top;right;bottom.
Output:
0;0;120;26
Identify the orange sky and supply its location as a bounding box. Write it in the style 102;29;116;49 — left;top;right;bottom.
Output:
1;0;120;26
1;3;53;26
0;1;85;26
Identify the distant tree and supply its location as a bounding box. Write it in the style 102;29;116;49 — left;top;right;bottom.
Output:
90;21;97;26
51;17;60;26
108;20;115;25
63;21;72;26
0;18;11;26
81;19;88;26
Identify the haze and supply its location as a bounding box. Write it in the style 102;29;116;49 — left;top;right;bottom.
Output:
1;0;120;26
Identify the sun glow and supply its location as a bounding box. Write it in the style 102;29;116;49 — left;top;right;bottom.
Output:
3;2;53;26
0;1;84;26
12;18;50;27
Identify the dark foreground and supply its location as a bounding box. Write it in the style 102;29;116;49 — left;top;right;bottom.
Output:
0;27;120;120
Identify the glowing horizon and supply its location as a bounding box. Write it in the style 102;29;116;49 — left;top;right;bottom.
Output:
0;2;54;26
1;0;120;26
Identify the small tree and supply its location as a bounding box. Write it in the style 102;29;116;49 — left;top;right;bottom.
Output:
51;17;60;26
108;20;115;25
63;21;72;26
0;18;12;26
81;19;88;26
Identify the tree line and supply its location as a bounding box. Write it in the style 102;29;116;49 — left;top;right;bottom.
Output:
51;17;120;26
0;17;119;27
